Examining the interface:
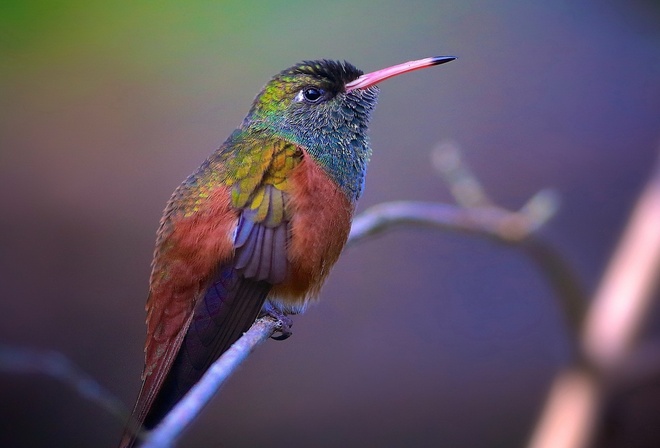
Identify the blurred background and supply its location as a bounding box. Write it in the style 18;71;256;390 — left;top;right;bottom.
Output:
2;1;660;447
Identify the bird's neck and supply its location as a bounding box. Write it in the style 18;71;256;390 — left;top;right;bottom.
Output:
242;122;372;203
300;132;371;203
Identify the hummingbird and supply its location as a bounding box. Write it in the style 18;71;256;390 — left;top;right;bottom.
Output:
119;55;455;447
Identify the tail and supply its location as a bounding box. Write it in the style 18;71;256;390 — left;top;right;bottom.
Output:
118;267;271;448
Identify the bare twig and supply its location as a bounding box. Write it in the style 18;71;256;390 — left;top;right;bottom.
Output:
141;317;280;448
348;200;539;245
0;345;129;421
350;142;586;340
348;199;585;340
432;141;586;334
520;239;587;339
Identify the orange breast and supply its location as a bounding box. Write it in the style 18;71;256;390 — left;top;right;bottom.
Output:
270;151;354;312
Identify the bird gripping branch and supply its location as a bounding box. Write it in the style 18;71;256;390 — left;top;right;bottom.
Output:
119;55;455;448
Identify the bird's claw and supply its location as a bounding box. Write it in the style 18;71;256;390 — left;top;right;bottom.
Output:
260;303;293;341
271;320;293;341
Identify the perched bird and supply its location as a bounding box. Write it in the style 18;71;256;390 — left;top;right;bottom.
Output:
119;56;455;447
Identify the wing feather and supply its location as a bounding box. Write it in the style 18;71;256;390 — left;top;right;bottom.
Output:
119;132;303;447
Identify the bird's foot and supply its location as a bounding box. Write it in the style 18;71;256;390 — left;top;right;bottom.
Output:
260;303;293;341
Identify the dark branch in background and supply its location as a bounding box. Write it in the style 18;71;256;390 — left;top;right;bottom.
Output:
0;346;129;421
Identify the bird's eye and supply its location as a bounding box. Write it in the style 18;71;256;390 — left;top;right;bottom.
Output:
302;87;324;103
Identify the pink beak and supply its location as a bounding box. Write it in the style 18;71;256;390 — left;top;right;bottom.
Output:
344;56;455;93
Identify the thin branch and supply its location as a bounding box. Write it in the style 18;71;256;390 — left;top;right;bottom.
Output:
348;199;585;340
348;201;534;245
520;239;587;340
0;345;129;421
433;141;586;334
350;140;587;339
141;317;280;448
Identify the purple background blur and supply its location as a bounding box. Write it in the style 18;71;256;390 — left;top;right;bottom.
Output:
2;1;660;447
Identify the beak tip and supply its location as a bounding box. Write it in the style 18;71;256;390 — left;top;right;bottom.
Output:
430;56;457;65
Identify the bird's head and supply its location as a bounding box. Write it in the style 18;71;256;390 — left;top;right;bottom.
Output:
243;59;376;142
242;57;455;200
